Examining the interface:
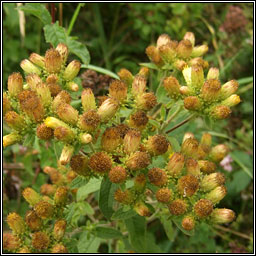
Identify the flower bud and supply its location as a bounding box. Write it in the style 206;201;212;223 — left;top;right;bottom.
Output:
79;111;100;133
48;83;62;97
109;166;127;183
97;98;119;122
124;129;141;154
25;210;42;231
70;154;90;176
145;45;163;67
56;43;69;63
51;244;68;253
109;80;128;102
210;208;236;224
26;74;42;91
200;79;221;102
166;153;185;177
34;201;54;219
101;127;121;152
40;184;56;196
36;123;54;140
3;233;20;251
178;174;199;197
22;187;41;206
221;94;241;107
156;188;172;203
3;133;22;148
205;185;227;204
20;59;41;75
176;39;193;59
136;92;157;111
163;76;181;99
52;90;71;111
18;246;31;253
201;172;225;192
146;135;169;156
79;133;93;144
185;158;200;176
43;166;65;186
56;103;79;126
181;138;199;158
134;202;151;217
173;59;186;70
114;188;133;204
81;88;97;112
209;144;229;162
45;48;62;74
54;186;69;205
182;216;195;231
118;68;134;87
191;45;208;57
157;34;171;48
182;132;195;142
210;105;231;120
59;145;74;165
3;93;12;115
53;219;66;240
66;170;77;183
63;60;81;80
194;199;213;218
207;67;220;80
168;199;187;215
29;53;45;68
158;41;178;64
116;123;130;139
200;133;212;154
8;72;23;97
44;117;70;130
97;96;109;106
35;83;52;107
132;75;147;97
128;110;148;131
219;80;239;99
182;65;204;90
134;173;146;192
198;160;216;174
54;126;76;143
89;152;112;174
32;232;50;250
4;111;26;131
7;212;26;234
183;32;195;47
184;96;202;110
148;167;167;186
138;67;149;79
189;57;209;69
66;81;79;92
126;151;151;171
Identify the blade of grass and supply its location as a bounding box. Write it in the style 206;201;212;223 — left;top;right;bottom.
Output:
81;64;119;79
67;3;85;36
230;152;252;179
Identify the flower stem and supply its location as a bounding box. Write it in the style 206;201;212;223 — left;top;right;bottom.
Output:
67;3;85;36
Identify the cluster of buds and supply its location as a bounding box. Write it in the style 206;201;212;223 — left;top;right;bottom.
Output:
164;65;240;119
145;32;209;70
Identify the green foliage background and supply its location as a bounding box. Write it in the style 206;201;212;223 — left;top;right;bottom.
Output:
3;3;253;253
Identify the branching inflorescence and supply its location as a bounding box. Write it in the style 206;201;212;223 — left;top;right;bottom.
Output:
3;32;239;253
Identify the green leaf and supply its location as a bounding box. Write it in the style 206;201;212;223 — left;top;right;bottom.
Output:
44;21;66;47
149;119;161;129
125;215;146;252
94;227;123;239
99;178;118;219
145;232;163;253
70;176;88;189
76;178;102;201
67;37;90;65
18;3;51;25
168;136;181;152
160;104;166;120
23;134;35;147
160;215;175;242
139;62;158;70
111;208;137;220
77;232;101;253
172;216;195;236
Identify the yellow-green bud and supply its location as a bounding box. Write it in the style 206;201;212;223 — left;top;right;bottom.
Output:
34;201;54;219
173;59;186;70
20;59;41;75
179;86;191;96
79;133;93;144
163;76;181;99
148;167;167;186
54;186;69;205
156;188;172;203
184;96;202;110
54;126;76;143
4;111;26;131
52;90;71;111
53;219;66;240
136;92;157;111
22;187;41;206
210;208;236;224
66;81;79;92
97;98;119;122
189;57;209;69
185;158;200;176
198;160;216;174
181;138;199;159
81;88;97;112
123;129;141;154
158;42;177;63
89;152;112;174
210;105;231;120
200;133;212;154
26;73;42;91
3;93;12;115
221;94;241;107
194;199;213;218
17;246;31;253
101;127;121;152
166;153;185;177
126;151;151;171
201;172;226;192
25;210;42;231
56;103;79;126
63;60;81;80
3;233;20;251
51;244;68;253
207;67;220;80
138;67;150;79
45;48;62;74
182;216;195;231
3;133;22;148
109;80;128;102
32;232;50;250
205;185;227;204
156;34;172;48
44;117;70;130
7;212;26;234
219;80;239;99
59;145;74;165
191;45;208;57
146;135;169;156
29;53;45;68
182;65;204;90
8;72;23;97
109;166;127;184
132;75;147;97
209;144;229;163
168;199;187;216
134;201;151;217
118;68;134;87
70;154;90;176
145;45;163;67
183;32;195;47
56;43;69;63
176;39;193;59
200;79;221;102
35;83;52;107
